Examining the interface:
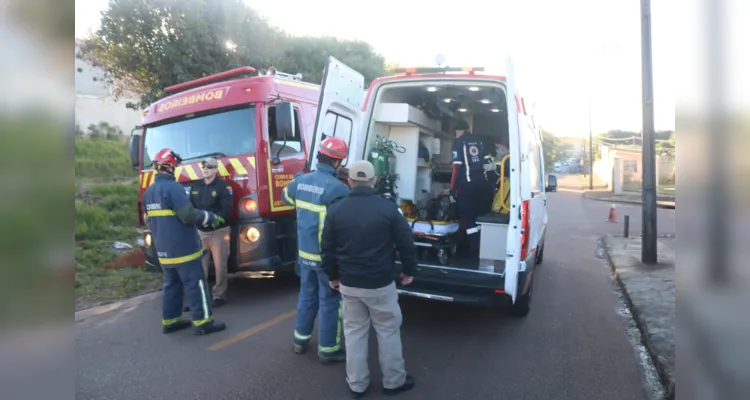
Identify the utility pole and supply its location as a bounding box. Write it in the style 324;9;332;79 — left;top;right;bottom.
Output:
640;0;658;263
588;97;594;189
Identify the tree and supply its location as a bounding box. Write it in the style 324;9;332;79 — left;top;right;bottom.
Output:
78;0;286;110
541;130;562;168
275;36;388;87
77;0;388;109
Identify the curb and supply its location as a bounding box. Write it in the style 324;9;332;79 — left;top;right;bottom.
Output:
582;192;676;210
75;290;162;323
600;235;675;400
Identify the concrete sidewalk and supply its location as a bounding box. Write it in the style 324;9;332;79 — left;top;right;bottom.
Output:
584;190;676;209
602;234;676;400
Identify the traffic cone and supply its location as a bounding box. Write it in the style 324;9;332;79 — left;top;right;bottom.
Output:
607;203;618;223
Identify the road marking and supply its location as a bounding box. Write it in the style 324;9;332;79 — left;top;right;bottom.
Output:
207;309;297;351
557;187;585;193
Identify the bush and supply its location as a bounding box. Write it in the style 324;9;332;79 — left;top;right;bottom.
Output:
74;137;157;310
75;183;140;241
86;121;124;140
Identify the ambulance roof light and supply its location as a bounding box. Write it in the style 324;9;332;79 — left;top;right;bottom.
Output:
393;67;485;76
163;66;257;94
259;66;303;81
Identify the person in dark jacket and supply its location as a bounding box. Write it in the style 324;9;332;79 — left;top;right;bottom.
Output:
143;148;226;336
188;157;233;307
321;160;417;399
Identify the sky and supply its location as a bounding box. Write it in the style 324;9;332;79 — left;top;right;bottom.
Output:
75;0;675;137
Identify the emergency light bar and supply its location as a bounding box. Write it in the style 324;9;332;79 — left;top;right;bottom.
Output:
393;67;485;75
163;66;257;94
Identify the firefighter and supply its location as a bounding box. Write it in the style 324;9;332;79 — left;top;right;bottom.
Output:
449;120;494;259
143;148;227;336
282;137;350;364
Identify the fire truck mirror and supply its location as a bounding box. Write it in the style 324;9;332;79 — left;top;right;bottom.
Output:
275;101;296;141
129;130;141;170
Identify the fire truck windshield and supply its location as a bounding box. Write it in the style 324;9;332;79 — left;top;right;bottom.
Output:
143;105;256;166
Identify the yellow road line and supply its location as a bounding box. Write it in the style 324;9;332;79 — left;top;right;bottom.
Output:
207;309;297;351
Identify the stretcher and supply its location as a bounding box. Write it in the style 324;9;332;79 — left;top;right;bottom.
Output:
406;218;461;265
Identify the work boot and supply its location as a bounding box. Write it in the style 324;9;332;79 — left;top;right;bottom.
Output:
193;319;226;336
162;319;192;334
348;386;367;399
292;342;307;354
212;298;226;308
318;349;346;365
383;375;415;396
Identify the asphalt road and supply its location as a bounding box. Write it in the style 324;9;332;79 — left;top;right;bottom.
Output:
76;183;675;400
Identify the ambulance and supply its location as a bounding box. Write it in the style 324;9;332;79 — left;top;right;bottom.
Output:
281;56;556;316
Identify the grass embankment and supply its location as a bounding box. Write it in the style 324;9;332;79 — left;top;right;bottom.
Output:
75;139;161;310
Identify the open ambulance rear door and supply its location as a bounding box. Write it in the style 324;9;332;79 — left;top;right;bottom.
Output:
308;56;365;171
504;56;523;303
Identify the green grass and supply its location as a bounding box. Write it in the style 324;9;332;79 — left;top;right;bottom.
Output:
75;138;160;310
75;139;138;181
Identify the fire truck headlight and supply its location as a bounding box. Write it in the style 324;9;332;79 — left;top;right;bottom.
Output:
145;232;152;247
244;227;260;243
241;198;258;213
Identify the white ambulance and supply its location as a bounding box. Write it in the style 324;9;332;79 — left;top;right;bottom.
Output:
303;57;555;317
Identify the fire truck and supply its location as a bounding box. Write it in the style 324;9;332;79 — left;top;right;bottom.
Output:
129;65;359;275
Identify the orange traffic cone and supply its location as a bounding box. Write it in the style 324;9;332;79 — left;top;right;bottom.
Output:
607;203;618;223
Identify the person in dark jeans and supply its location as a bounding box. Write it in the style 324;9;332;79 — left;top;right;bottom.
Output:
322;160;417;398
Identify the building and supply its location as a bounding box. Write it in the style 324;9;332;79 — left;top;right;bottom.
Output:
593;143;673;194
75;42;143;136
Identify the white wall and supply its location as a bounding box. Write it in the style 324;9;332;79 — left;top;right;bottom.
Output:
75;95;144;134
75;43;143;134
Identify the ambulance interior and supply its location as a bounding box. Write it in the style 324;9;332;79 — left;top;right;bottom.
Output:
363;81;511;270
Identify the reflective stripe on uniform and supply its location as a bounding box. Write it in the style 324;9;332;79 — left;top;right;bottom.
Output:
298;250;322;262
295;200;326;212
463;142;471;182
319;299;343;353
158;249;204;265
146;209;177;217
162;317;184;326
198;279;209;320
294;330;312;341
283;186;296;205
295;200;327;254
190;279;213;327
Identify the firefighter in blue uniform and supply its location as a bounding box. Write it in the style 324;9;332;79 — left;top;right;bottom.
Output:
449;120;494;259
143;148;227;336
282;137;350;364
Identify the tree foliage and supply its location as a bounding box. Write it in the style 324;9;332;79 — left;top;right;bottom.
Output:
77;0;388;110
541;130;562;168
276;36;387;87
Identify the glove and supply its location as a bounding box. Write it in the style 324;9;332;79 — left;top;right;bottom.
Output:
210;215;226;229
200;211;219;228
449;189;457;204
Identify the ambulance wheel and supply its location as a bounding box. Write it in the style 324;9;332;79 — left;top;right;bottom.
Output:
437;249;449;265
535;241;545;265
510;275;533;318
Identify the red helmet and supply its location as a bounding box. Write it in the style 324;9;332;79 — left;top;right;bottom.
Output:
319;137;348;160
152;148;182;169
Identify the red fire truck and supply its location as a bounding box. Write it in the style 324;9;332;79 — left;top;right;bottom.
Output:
129;64;362;274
